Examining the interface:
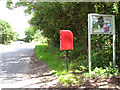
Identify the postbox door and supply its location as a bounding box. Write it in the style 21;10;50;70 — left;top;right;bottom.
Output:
60;30;73;50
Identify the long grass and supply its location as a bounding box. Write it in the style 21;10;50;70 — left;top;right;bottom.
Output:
35;45;66;73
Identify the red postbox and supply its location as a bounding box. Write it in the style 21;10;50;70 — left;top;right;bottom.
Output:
60;30;73;50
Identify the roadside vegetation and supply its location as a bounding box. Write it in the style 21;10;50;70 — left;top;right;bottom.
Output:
7;1;120;87
35;45;83;86
24;27;47;45
35;45;120;86
0;19;19;44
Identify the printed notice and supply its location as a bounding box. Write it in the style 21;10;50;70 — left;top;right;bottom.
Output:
92;15;112;34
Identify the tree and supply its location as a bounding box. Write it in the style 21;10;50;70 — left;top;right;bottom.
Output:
0;19;18;43
24;26;36;42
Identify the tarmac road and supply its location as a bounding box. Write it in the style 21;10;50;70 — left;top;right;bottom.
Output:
0;42;60;88
0;42;35;85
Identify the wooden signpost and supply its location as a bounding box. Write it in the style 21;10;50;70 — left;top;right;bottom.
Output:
88;14;115;73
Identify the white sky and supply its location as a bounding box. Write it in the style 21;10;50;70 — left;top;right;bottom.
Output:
0;0;31;39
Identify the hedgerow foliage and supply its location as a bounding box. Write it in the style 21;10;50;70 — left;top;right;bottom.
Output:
7;2;120;70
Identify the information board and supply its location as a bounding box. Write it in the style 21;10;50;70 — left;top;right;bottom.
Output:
88;14;115;34
88;14;115;73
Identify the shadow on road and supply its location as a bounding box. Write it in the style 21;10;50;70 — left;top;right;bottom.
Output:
0;44;60;88
0;44;35;83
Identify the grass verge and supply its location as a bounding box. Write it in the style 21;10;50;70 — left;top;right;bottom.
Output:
35;45;120;87
35;45;67;73
35;45;83;86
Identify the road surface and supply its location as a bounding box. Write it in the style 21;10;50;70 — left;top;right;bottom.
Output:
0;42;60;88
1;42;119;89
0;42;35;87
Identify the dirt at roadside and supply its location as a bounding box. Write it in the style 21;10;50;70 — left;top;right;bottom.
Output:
80;76;120;88
25;51;65;88
27;52;50;78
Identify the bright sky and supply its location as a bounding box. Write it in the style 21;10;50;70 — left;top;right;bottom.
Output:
0;0;31;39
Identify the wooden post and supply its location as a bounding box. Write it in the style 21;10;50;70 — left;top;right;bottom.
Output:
113;34;116;72
113;15;116;72
66;50;68;71
88;33;91;73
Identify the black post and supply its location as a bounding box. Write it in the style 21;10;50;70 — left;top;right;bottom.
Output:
66;50;68;71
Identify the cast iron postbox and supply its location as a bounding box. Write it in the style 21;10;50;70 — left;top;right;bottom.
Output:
60;30;73;50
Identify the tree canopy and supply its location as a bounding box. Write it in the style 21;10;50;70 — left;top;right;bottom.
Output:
0;19;19;43
24;26;36;42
